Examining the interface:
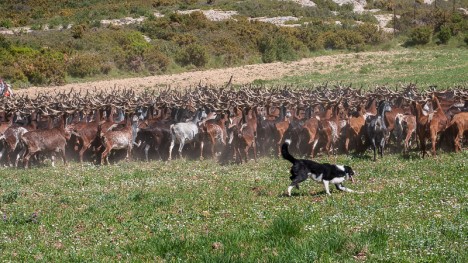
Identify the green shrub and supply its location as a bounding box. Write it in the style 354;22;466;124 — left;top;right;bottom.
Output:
67;52;103;78
187;11;209;30
437;25;451;44
71;24;88;39
298;27;324;51
0;19;13;28
143;46;170;74
211;37;245;66
0;35;11;49
0;65;28;84
171;33;197;46
176;44;208;67
322;31;346;50
340;30;365;49
20;50;66;85
406;26;432;46
152;0;177;7
356;23;385;44
448;12;467;36
111;46;127;70
229;19;263;49
259;34;298;63
139;18;173;41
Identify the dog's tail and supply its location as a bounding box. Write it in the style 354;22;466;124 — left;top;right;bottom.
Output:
281;139;296;164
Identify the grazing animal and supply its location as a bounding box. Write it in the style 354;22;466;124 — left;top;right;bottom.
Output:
449;112;468;152
427;94;449;156
394;113;417;154
199;111;228;159
21;114;71;169
230;107;258;163
99;114;140;165
345;103;371;154
366;101;392;161
168;108;207;160
411;100;431;157
281;140;359;196
0;126;28;167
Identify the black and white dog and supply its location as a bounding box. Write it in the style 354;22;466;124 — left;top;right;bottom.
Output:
281;140;361;196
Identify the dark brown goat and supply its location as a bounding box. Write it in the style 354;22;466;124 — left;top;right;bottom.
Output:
411;100;431;157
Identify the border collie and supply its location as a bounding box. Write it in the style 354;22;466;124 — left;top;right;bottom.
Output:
281;140;361;196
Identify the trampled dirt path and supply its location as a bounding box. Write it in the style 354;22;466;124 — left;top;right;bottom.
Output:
17;50;406;96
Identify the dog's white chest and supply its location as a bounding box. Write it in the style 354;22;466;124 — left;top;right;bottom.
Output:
329;177;345;184
308;172;323;182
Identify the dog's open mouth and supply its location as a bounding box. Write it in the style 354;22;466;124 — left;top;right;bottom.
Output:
349;174;355;183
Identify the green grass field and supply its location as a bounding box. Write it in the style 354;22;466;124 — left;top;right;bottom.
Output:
258;47;468;88
1;151;467;261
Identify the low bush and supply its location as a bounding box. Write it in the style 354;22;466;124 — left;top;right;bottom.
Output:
356;23;386;45
322;31;346;50
406;26;432;46
340;30;365;49
0;35;11;49
20;49;66;85
259;34;298;63
437;25;451;44
176;43;208;67
143;46;170;74
298;27;325;51
67;52;103;78
71;24;88;39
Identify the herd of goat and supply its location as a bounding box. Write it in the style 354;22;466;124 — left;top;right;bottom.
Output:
0;84;467;168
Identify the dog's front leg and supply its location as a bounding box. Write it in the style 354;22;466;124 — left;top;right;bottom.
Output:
335;183;363;194
323;181;331;195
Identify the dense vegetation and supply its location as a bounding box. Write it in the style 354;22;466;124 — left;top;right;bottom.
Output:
0;0;466;87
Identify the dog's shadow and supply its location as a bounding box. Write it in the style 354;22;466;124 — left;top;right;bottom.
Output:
278;190;328;198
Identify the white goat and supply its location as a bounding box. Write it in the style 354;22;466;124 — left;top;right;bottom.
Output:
168;109;207;160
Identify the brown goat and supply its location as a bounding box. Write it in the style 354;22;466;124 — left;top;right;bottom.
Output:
200;111;228;159
449;112;468;152
99;114;139;165
428;95;449;156
21;115;71;168
274;107;291;157
229;107;257;163
345;103;369;154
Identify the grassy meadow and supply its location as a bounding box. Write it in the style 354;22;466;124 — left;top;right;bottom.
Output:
0;151;467;261
259;47;468;88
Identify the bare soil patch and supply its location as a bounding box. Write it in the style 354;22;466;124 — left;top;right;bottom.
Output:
17;50;407;96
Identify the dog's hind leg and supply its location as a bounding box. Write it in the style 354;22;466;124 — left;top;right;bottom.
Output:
323;180;331;195
287;184;296;197
287;181;302;196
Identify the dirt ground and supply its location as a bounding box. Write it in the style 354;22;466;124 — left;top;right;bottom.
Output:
17;50;403;97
